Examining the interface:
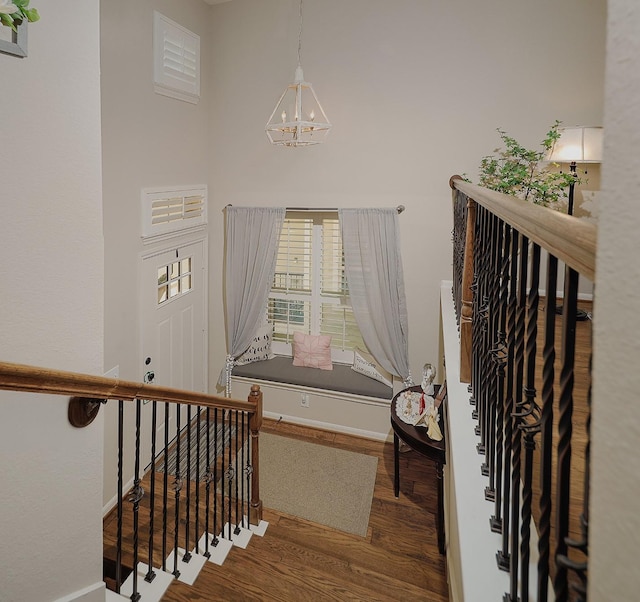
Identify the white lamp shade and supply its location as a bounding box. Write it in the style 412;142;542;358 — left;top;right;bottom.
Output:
265;66;331;147
546;126;603;163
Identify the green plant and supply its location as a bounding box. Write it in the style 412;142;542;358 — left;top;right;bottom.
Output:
0;0;39;32
478;121;578;209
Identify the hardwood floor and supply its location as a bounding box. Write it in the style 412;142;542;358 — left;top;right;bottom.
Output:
104;419;449;601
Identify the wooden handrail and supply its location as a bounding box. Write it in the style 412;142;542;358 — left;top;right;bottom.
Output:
0;361;256;413
450;176;597;281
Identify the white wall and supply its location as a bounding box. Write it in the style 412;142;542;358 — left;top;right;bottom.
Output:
100;0;213;505
207;0;606;422
0;1;104;601
590;0;640;598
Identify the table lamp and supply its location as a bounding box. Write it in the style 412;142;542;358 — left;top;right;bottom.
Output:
546;126;603;215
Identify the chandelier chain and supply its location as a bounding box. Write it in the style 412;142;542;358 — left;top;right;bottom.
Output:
297;0;303;67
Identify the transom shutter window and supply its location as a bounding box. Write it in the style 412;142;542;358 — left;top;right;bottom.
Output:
141;186;207;242
153;11;200;104
268;212;366;363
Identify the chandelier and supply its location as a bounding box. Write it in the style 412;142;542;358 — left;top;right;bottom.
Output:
265;0;331;147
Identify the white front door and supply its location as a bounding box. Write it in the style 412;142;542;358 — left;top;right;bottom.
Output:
140;239;207;441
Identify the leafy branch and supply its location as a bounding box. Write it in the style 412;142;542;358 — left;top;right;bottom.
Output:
0;0;39;33
478;121;579;209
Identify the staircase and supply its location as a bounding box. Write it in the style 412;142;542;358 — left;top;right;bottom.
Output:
102;401;269;602
0;361;266;602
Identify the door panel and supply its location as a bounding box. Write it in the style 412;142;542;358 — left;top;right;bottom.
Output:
141;240;206;450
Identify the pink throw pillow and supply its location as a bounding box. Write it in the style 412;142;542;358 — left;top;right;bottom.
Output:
292;332;333;370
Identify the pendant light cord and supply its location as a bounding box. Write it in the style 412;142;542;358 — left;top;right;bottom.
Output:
297;0;303;67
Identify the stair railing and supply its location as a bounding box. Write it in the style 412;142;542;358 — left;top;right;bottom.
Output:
449;176;595;602
0;361;263;600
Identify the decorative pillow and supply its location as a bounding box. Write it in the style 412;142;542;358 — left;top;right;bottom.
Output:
292;332;333;370
351;347;393;388
235;323;276;365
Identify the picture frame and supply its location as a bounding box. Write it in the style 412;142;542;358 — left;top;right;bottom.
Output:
0;21;27;58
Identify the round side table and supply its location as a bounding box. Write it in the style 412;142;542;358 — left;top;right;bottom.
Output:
391;385;446;555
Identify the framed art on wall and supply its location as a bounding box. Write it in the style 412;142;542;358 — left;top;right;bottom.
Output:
0;21;27;57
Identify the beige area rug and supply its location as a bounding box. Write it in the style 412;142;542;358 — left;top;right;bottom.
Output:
259;432;378;537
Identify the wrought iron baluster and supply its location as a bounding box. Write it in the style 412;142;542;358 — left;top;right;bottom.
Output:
485;213;503;501
172;403;182;578
203;407;212;558
212;407;220;547
479;211;492;464
220;409;228;540
241;411;247;528
537;254;558;602
227;410;234;539
497;227;518;571
557;349;592;601
505;233;529;600
469;202;481;412
195;405;202;555
145;400;158;583
234;410;241;534
491;220;509;533
161;402;169;571
183;404;192;563
553;265;580;602
129;398;144;602
518;242;541;602
116;400;124;594
476;207;490;450
452;189;468;321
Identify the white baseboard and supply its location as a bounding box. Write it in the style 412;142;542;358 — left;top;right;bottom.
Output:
538;288;594;302
103;475;135;518
54;581;105;602
263;410;392;442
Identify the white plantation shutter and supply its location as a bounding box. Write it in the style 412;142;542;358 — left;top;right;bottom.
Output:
153;11;200;104
141;186;207;242
269;217;313;343
268;212;365;361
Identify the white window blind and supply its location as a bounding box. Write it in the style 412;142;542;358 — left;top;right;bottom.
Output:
268;213;365;363
141;185;207;242
153;11;200;104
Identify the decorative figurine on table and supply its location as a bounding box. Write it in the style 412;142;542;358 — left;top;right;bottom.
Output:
421;363;436;397
395;362;443;441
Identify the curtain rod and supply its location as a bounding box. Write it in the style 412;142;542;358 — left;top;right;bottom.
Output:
225;204;405;213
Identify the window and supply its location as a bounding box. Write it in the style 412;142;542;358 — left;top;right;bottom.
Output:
153;11;200;104
157;257;192;305
267;212;365;363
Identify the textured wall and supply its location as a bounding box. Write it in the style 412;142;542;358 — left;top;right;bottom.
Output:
590;1;640;598
0;0;104;600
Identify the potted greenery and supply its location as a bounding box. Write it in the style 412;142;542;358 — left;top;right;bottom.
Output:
477;120;579;210
0;0;39;32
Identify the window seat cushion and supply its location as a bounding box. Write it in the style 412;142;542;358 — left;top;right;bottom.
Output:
232;356;393;400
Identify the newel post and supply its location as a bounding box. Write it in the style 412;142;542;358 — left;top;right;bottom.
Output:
248;384;263;525
459;197;476;383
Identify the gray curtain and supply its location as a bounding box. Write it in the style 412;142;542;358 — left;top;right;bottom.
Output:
339;208;412;385
220;206;286;395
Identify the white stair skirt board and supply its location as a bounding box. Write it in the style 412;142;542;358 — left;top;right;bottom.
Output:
106;590;128;601
164;548;208;586
198;531;234;565
222;521;253;548
119;563;174;602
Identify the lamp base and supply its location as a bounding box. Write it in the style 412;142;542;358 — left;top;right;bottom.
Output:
554;305;590;321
